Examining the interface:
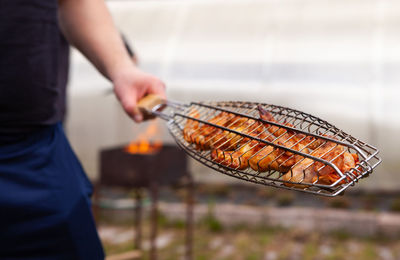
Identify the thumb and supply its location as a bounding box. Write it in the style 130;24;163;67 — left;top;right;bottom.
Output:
131;106;143;123
121;91;143;123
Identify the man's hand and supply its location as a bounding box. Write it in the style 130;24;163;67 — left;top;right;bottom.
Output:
112;67;166;123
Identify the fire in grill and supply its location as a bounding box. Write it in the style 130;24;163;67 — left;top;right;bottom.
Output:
100;143;188;187
138;96;381;197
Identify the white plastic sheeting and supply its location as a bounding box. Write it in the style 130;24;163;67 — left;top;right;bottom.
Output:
66;0;400;190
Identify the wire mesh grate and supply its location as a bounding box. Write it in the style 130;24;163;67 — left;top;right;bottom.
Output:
159;100;381;197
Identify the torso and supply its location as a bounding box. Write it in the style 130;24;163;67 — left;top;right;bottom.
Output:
0;0;67;134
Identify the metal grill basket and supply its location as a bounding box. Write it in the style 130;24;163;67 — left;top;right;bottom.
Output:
143;98;381;197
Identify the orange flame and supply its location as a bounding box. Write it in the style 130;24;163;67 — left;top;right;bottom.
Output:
125;121;162;154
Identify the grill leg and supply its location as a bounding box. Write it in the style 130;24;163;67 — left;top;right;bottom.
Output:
92;182;101;224
185;174;194;260
134;190;142;251
150;182;158;260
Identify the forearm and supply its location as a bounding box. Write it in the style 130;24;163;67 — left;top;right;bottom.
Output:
58;0;133;81
58;0;165;122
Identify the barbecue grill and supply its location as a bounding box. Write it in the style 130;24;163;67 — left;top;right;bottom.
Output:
98;144;194;260
138;95;381;197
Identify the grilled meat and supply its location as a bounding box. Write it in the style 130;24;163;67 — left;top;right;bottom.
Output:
211;141;263;170
258;105;323;149
183;108;200;143
282;140;360;187
211;118;264;150
249;136;307;173
184;106;360;188
183;111;237;150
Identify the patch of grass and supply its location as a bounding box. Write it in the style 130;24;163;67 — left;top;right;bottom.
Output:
246;252;261;260
195;255;208;260
201;214;223;233
331;230;351;241
360;243;378;260
326;244;346;260
234;232;256;257
192;229;217;260
303;242;318;260
102;219;400;260
168;219;186;229
103;240;134;256
199;198;224;233
277;245;290;260
390;197;400;212
157;211;168;228
260;233;273;246
360;231;392;245
231;223;283;237
157;231;186;260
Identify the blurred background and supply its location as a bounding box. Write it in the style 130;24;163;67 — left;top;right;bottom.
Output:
65;0;400;259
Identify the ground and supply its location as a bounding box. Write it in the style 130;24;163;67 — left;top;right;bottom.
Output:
97;185;400;260
100;217;400;260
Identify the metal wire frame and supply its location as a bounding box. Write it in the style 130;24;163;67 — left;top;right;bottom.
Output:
152;100;381;197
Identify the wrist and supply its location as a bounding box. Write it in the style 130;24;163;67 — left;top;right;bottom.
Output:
108;57;136;83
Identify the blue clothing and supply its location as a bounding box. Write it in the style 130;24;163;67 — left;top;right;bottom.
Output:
0;1;103;258
0;123;104;259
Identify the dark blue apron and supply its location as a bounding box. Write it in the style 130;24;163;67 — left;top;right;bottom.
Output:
0;123;104;259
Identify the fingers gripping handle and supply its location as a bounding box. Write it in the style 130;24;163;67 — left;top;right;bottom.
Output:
137;94;165;121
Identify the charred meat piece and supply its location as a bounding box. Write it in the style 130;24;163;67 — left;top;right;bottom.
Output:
211;118;265;150
258;106;360;187
249;135;307;173
258;106;324;149
314;151;359;185
183;108;201;143
211;140;263;170
258;106;294;137
184;110;265;151
250;107;311;172
183;111;237;150
282;141;360;187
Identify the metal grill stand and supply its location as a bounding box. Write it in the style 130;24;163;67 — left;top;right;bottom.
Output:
96;144;194;260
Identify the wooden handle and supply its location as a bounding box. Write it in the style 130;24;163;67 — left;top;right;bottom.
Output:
137;94;165;121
